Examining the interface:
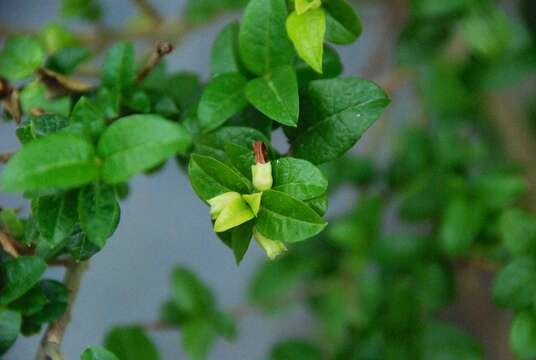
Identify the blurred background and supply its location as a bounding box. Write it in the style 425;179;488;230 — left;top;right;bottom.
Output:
1;0;536;359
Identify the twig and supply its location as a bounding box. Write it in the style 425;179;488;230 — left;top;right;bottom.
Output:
36;261;89;360
37;68;94;95
0;231;19;257
0;77;22;123
131;0;163;23
135;42;174;84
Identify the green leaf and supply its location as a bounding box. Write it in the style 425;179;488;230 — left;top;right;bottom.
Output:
81;347;120;360
256;190;327;242
272;157;327;201
374;234;427;267
411;0;469;17
323;0;362;44
198;73;249;132
239;0;295;75
101;42;135;92
188;154;252;201
0;36;44;81
65;224;101;261
420;320;482;360
78;182;120;248
211;22;242;76
291;78;389;164
20;81;71;116
500;209;536;255
0;256;47;306
224;143;255;179
47;46;91;74
271;339;322;360
231;221;254;264
438;198;485;255
245;66;299;126
185;0;247;23
182;319;217;360
511;311;536;360
31;114;69;138
61;0;101;21
104;326;159;360
22;280;69;324
194;126;269;161
0;208;24;239
170;266;215;316
0;309;22;355
296;46;343;85
39;24;79;54
493;256;536;310
36;191;79;248
286;9;326;74
98;114;192;183
69;97;106;141
474;173;527;211
295;0;322;15
1;133;98;192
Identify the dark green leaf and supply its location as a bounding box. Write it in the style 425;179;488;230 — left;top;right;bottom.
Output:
104;326;159;360
0;36;44;81
224;143;254;179
245;66;299;126
81;347;120;360
0;256;47;306
0;308;21;355
238;0;295;75
1;133;98;192
272;157;327;201
420;320;482;360
31;114;69;138
270;339;322;360
36;191;79;248
374;234;427;267
493;256;536;310
23;280;69;324
194;126;269;161
61;0;101;21
98;114;192;183
65;224;101;261
323;0;362;44
296;46;343;86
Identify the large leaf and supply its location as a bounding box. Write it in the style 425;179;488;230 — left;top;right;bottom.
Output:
1;133;98;192
0;309;22;355
323;0;362;44
256;190;327;242
286;9;326;74
0;35;44;81
98;114;192;183
291;78;389;164
272;157;327;201
211;22;242;76
101;41;135;92
36;191;79;248
188;154;252;201
0;256;47;306
245;66;299;126
81;347;120;360
197;73;248;133
238;0;295;75
78;182;120;248
104;326;159;360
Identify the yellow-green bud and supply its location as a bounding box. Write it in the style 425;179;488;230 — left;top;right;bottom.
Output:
207;192;241;220
242;192;262;216
253;228;287;260
251;162;273;192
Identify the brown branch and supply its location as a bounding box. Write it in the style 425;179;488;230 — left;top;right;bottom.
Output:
135;42;174;84
253;141;268;164
36;261;89;360
0;231;19;257
0;77;22;123
37;68;93;95
131;0;163;23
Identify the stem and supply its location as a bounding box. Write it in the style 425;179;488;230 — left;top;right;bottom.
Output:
135;42;174;84
36;261;89;360
253;141;268;164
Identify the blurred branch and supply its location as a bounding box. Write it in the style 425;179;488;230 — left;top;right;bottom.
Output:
135;41;174;84
130;0;163;23
0;151;14;163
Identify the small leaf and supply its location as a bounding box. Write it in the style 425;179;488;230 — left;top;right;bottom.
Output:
188;154;252;201
31;114;69;138
65;224;101;261
198;73;249;132
211;22;242;76
231;221;254;264
104;326;159;360
256;189;327;242
493;256;536;310
291;78;389;164
272;157;327;201
213;196;255;233
36;191;79;248
500;208;536;255
69;97;106;141
0;208;24;239
224;143;255;179
170;267;215;316
295;0;321;15
0;256;47;306
296;46;343;85
61;0;101;22
246;66;299;126
101;42;135;92
0;309;22;355
78;182;120;248
47;46;91;74
511;311;536;360
286;9;326;73
323;0;362;44
270;339;322;360
0;36;44;81
194;126;269;161
20;81;71;116
98;114;192;183
239;0;295;75
182;319;217;360
22;280;69;324
81;347;120;360
1;133;98;192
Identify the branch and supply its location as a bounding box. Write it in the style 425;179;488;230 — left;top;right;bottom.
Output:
131;0;163;23
36;261;89;360
135;42;174;84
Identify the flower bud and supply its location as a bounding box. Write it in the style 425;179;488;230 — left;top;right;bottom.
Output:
212;195;255;233
207;192;241;220
254;228;287;260
242;192;262;216
251;162;273;192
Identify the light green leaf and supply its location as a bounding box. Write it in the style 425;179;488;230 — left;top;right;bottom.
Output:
101;42;135;92
211;22;242;76
291;78;389;164
0;36;44;81
98;114;192;183
0;256;47;306
256;189;326;242
500;208;536;255
245;66;299;126
213;195;255;233
0;208;24;239
182;319;217;360
78;182;120;248
81;347;120;360
295;0;321;15
188;154;252;201
272;157;327;201
239;0;295;75
20;81;71;116
104;326;159;360
69;96;106;141
286;9;326;74
36;191;79;248
323;0;362;44
170;267;215;316
198;73;249;133
493;256;536;310
1;133;98;192
511;311;536;360
0;309;22;355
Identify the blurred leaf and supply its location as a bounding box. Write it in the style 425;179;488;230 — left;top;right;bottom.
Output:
39;23;79;54
0;208;24;239
65;224;101;261
270;339;322;360
474;173;527;211
500;208;536;255
0;308;21;355
104;326;159;360
439;198;485;255
0;256;47;306
493;256;536;310
170;267;215;316
20;81;71;116
511;311;536;360
47;46;91;74
81;346;120;360
101;42;135;93
323;0;361;44
0;36;44;81
374;234;427;268
61;0;101;21
185;0;247;23
23;280;69;324
68;97;106;142
420;320;482;360
181;319;217;360
211;22;242;76
296;46;343;86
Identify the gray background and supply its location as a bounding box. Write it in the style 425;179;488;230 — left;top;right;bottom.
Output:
0;1;387;359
